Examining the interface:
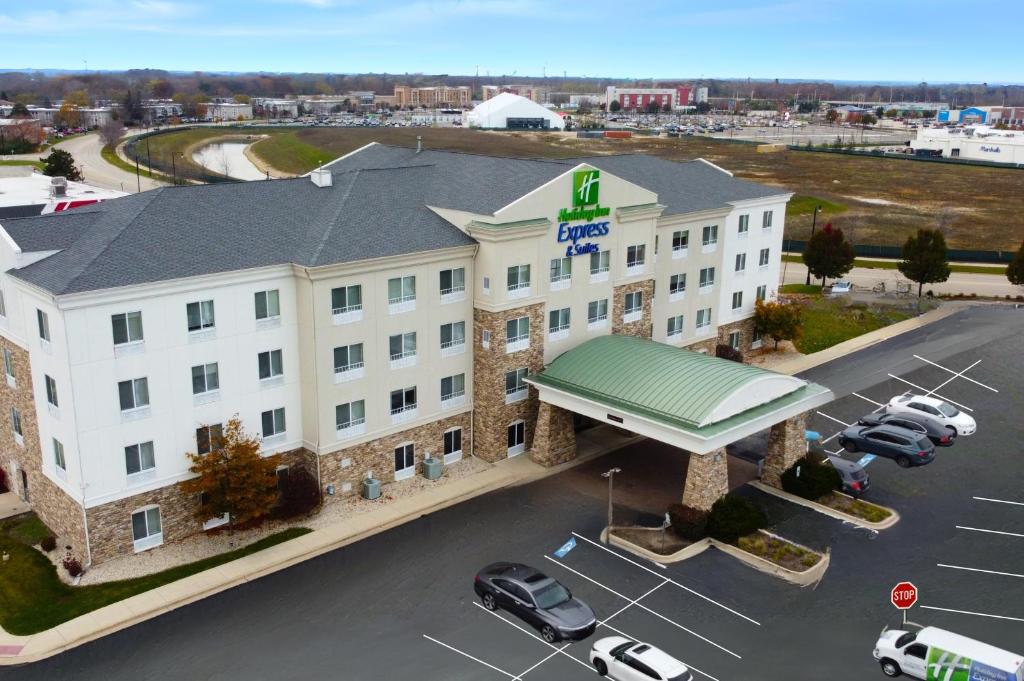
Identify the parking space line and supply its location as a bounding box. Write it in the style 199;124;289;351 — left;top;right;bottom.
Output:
595;619;724;681
886;374;974;412
922;359;981;402
851;392;884;407
570;532;761;626
516;642;573;679
471;603;594;672
920;606;1024;623
914;355;999;393
422;634;522;680
973;496;1024;507
937;563;1024;579
815;411;851;427
601;580;669;626
956;526;1024;539
546;556;742;659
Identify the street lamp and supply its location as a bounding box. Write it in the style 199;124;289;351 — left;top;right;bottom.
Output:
170;152;183;186
805;205;823;285
602;467;622;544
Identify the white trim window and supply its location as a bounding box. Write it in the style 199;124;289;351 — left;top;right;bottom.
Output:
443;427;463;465
186;300;215;333
481;329;491;350
735;253;747;274
549;257;572;291
331;284;363;324
729;330;742;350
590;250;610;282
111;311;144;347
3;348;15;387
196;424;223;455
696;307;713;335
394;443;415;481
389;332;417;369
667;315;684;340
587;299;608;330
752;327;764;349
548;307;571;341
336;400;366;439
334;343;365;383
261;407;286;441
701;225;718;252
669;273;686;301
507;264;531;298
732;291;744;310
439;267;466;303
388;275;417;311
762;210;774;230
37;309;51;342
131;506;163;552
390;386;417;424
441;373;466;409
623;291;643;323
125;441;156;482
440;321;466;357
738;214;750;237
258;349;284;381
505;368;529;404
53;438;66;480
699;267;715;293
505;316;530;354
10;406;23;445
759;248;771;269
671;230;689;259
507;421;526;457
0;289;5;318
118;377;150;414
44;374;59;408
254;289;280;321
756;284;768;301
191;362;220;401
482;276;491;295
625;244;646;275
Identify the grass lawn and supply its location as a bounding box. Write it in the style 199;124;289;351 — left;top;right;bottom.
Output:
0;159;45;171
0;514;311;635
781;253;1007;276
795;298;912;354
100;143;165;181
780;283;823;295
786;195;848;217
250;130;332;175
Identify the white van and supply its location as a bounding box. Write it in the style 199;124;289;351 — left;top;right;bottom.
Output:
873;626;1023;680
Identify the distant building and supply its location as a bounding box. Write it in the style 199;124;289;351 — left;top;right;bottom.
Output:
252;98;300;118
937;107;993;125
464;93;564;130
0;119;45;146
24;107;113;128
911;125;1024;165
989;106;1024;128
206;102;253;121
482;85;544;104
393;86;472;109
606;86;693;111
833;104;873;121
142;100;184;121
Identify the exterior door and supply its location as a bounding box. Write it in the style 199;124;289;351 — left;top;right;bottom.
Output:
19;469;28;502
901;643;928;678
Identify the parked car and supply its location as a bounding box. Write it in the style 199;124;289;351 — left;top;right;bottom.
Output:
590;637;693;681
474;562;596;642
887;394;976;436
873;626;1023;679
838;424;936;468
827;456;871;497
829;281;853;296
859;411;956;447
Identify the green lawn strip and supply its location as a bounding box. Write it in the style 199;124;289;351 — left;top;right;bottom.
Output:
249;130;334;175
780;284;823;295
0;160;45;171
0;516;311;636
786;195;848;217
781;253;1007;276
100;142;165;181
795;299;911;354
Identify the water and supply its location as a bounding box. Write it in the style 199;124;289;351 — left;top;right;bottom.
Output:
192;141;265;181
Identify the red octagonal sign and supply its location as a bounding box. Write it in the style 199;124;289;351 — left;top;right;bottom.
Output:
891;581;918;610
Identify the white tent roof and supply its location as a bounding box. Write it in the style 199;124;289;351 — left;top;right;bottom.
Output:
464;93;564;129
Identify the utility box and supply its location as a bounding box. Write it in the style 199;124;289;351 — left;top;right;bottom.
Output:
422;458;443;481
362;478;380;500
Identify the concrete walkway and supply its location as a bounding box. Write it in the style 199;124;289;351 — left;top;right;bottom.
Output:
0;492;30;520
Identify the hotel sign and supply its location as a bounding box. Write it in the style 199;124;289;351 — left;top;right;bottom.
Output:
557;169;611;257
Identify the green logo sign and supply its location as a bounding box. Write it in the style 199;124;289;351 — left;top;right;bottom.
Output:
572;169;600;207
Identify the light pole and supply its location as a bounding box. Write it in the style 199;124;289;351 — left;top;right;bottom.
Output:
170;152;183;186
805;205;823;285
602;467;621;544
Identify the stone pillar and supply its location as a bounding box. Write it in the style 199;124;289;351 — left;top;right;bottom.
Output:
681;448;729;511
762;412;808;488
530;402;577;466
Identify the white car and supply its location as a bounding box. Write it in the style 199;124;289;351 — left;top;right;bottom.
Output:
887;395;976;436
829;281;853;296
590;636;692;681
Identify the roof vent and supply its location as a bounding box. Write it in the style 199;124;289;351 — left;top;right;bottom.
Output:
50;176;68;197
310;167;332;188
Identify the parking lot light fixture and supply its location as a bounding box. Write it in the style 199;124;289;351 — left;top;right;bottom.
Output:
602;467;622;544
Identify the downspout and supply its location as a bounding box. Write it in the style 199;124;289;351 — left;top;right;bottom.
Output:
59;299;92;568
301;267;323;497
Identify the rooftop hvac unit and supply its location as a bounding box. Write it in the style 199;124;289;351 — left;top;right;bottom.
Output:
50;176;68;197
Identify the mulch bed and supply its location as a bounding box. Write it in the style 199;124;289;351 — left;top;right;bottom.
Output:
610;527;689;556
736;532;821;572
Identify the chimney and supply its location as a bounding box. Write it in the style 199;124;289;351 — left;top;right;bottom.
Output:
416;136;422;154
309;167;332;188
50;176;68;197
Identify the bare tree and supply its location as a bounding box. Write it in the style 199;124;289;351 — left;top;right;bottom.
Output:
98;119;125;147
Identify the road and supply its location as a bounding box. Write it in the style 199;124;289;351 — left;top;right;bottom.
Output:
1;305;1021;681
781;260;1019;298
56;133;165;193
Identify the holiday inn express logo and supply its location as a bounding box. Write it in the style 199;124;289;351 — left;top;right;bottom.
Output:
573;169;600;207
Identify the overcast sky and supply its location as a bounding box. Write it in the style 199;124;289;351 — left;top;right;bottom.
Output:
0;0;1018;83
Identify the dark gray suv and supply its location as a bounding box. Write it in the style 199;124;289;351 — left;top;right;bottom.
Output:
474;562;597;642
838;424;936;468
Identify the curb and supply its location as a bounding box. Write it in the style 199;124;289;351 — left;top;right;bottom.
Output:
748;481;900;530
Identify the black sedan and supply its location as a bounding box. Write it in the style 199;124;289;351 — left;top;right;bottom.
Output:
838;424;936;468
859;411;956;447
474;562;597;643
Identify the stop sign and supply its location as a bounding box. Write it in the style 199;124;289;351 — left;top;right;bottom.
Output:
891;582;918;610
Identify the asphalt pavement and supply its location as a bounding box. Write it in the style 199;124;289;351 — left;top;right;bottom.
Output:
1;305;1021;681
782;260;1019;298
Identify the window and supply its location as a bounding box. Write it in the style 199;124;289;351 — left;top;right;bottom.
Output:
481;329;491;349
10;406;22;438
441;374;465;403
118;377;150;411
258;349;284;380
507;264;531;292
336;400;366;430
669;273;686;296
548;307;571;334
735;253;747;272
191;362;219;394
763;210;774;229
261;407;286;438
588;299;608;324
759;248;770;268
439;267;466;296
506;316;530;351
905;644;928;660
131;507;162;551
443;427;463;464
0;290;5;317
482;276;491;294
507;421;526;456
53;438;66;474
389;332;417;362
549;257;572;285
196;424;223;455
276;466;290;493
440;321;466;351
3;349;14;381
696;307;712;331
729;330;741;349
394;443;415;480
45;375;58;407
37;309;50;342
590;250;610;276
390;386;417;415
738;214;749;235
732;291;744;310
186;300;215;332
125;441;156;476
671;229;689;253
111;311;143;345
752;328;763;348
702;224;718;247
334;343;364;373
756;284;768;301
624;291;643;315
254;289;280;320
388;276;416;304
699;267;716;290
667;315;684;338
331;284;362;314
626;244;646;270
505;368;529;403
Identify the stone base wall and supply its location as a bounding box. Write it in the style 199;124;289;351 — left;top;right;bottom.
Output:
683;337;718;355
762;413;808;488
716;317;758;356
681;448;729;511
319;412;472;498
612;279;655;338
530;402;576;467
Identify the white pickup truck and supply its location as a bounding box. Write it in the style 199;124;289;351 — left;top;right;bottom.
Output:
873;626;1023;680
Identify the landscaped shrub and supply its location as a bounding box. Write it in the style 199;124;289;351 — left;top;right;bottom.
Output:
62;556;83;578
715;344;744;363
39;536;57;552
706;496;767;544
273;467;321;519
667;504;708;541
781;456;841;501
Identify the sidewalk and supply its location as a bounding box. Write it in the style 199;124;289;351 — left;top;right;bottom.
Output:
0;492;30;520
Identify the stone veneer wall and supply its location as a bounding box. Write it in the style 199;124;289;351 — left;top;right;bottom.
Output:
716;317;758;356
762;412;808;488
681;447;729;511
530;402;576;467
472;303;545;462
611;280;655;338
319;412;472;498
0;337;88;559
